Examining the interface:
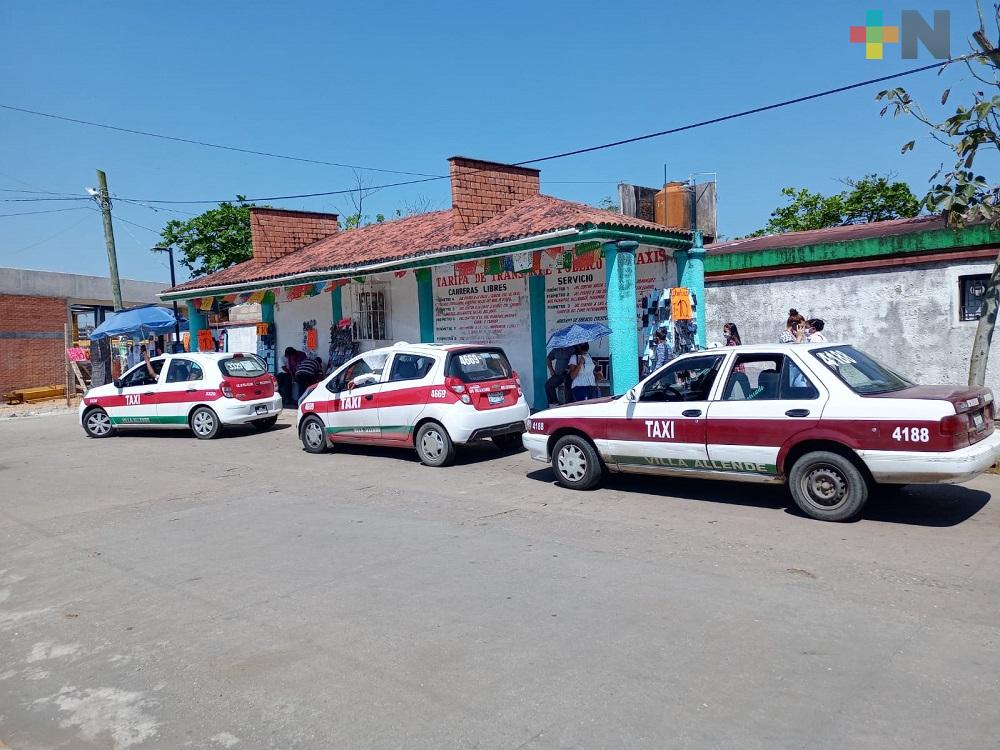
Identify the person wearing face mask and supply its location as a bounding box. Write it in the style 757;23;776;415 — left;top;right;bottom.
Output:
567;342;598;401
807;318;827;342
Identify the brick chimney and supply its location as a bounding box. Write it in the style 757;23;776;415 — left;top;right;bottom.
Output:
448;156;540;233
250;207;340;264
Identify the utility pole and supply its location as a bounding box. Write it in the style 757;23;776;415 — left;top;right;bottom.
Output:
95;169;123;310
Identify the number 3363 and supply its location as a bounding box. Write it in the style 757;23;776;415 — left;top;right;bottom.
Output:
892;426;929;443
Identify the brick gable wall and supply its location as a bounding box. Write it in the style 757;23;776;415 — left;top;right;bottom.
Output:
448;157;540;233
0;294;67;393
251;208;340;264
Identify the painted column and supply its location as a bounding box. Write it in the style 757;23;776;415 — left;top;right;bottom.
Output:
331;284;343;324
261;300;276;374
187;305;206;352
680;231;707;348
604;240;639;393
528;273;548;411
415;268;434;343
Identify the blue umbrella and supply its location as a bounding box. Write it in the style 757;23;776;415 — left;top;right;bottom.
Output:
546;322;613;352
89;304;187;340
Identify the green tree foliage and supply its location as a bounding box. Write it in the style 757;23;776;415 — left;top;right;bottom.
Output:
159;197;255;277
750;175;920;236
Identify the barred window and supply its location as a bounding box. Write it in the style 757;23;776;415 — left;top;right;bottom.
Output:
352;281;391;340
959;274;989;322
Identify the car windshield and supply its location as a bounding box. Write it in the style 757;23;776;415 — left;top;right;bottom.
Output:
446;349;512;383
811;346;913;395
218;355;267;378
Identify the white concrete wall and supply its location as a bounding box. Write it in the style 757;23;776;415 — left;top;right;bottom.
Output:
274;294;332;358
706;259;1000;392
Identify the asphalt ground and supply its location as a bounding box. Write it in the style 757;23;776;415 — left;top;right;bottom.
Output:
1;411;998;749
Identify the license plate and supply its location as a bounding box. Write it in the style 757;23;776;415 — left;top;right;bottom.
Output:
973;412;985;428
488;392;504;405
255;404;268;415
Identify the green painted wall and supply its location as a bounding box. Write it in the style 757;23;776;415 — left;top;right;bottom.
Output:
705;223;1000;275
528;274;548;410
415;268;434;343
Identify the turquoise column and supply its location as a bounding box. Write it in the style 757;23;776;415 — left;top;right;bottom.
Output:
331;284;343;324
680;231;706;348
604;240;639;393
528;274;548;411
415;268;434;343
188;305;206;352
261;301;276;374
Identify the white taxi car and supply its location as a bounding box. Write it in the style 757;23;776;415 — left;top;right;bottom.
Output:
523;343;1000;521
80;351;283;439
297;343;529;466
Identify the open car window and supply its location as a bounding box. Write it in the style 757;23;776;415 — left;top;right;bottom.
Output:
120;358;163;388
327;352;389;393
811;346;912;395
640;355;725;402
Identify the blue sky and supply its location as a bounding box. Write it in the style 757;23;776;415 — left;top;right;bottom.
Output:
0;1;987;284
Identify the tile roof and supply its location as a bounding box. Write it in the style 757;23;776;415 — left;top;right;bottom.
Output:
166;195;691;294
706;215;946;256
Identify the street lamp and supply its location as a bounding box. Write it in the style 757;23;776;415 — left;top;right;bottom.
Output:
152;245;182;352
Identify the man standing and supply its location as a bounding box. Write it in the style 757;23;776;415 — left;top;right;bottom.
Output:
544;346;574;407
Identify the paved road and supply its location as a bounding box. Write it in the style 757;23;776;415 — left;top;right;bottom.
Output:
1;411;999;749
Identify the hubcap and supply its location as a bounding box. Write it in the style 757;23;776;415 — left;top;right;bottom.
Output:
803;464;848;508
193;411;214;435
305;420;325;448
557;444;587;482
421;429;444;459
87;411;110;435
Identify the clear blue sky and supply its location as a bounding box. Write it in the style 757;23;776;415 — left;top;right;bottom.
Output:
0;1;988;284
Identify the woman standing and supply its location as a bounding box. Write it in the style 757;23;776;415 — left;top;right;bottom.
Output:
723;323;751;398
723;322;742;347
567;342;598;401
779;309;806;343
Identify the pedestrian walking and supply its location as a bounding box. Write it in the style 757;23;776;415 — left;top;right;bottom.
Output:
779;309;806;343
567;342;598;401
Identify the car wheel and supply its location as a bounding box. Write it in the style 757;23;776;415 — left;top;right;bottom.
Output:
189;406;221;440
415;422;456;467
83;407;114;438
492;433;523;452
300;415;328;454
251;416;279;430
552;435;603;490
788;450;868;522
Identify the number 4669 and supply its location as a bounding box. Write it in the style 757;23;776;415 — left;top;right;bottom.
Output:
892;426;929;443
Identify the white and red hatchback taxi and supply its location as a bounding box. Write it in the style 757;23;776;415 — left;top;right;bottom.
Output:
297;343;529;466
80;351;283;439
523;343;1000;521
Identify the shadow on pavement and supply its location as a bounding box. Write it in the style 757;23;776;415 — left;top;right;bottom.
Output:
114;423;292;439
524;468;990;527
321;441;521;467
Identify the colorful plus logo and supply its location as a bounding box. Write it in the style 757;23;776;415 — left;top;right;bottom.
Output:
850;10;899;59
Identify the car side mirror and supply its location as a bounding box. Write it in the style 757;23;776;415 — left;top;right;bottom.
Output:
113;378;122;389
353;373;378;388
626;387;638;402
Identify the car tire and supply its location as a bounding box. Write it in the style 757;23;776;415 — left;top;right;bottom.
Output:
415;422;456;467
551;434;604;490
82;407;114;438
300;415;328;454
788;450;869;522
251;416;279;430
492;433;523;452
189;406;221;440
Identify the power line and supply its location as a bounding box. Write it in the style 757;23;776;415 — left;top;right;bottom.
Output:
0;102;442;178
1;56;972;207
0;206;92;218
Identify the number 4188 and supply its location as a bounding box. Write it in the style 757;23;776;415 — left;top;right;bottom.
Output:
892;426;929;443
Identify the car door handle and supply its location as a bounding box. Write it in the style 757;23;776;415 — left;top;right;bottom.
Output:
785;409;810;418
185;388;197;393
143;391;155;395
682;409;702;417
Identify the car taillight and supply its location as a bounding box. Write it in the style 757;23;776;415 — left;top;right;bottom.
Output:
445;376;471;404
512;370;522;396
940;414;968;435
221;380;234;398
270;374;278;389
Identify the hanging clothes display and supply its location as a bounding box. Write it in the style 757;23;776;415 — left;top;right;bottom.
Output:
328;319;357;371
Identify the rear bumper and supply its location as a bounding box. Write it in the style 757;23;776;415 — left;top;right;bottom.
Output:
859;430;1000;484
449;402;530;444
522;432;549;463
216;395;283;425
